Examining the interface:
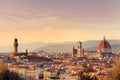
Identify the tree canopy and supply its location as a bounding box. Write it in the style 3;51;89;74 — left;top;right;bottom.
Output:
0;62;24;80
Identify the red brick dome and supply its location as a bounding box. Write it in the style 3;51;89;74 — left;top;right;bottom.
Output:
98;37;111;52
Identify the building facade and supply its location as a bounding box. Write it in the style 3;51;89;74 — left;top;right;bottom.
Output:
72;37;112;58
72;41;84;58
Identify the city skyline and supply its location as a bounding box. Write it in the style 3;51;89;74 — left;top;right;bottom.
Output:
0;0;120;46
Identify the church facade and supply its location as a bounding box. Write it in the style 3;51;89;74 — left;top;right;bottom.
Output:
72;41;84;58
97;37;112;58
72;37;112;58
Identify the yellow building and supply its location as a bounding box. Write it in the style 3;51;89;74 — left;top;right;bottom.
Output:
44;70;59;80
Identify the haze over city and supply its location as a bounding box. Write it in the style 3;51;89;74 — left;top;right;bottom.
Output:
0;0;120;46
1;1;120;80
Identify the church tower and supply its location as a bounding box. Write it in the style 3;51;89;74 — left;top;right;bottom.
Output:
72;46;77;57
77;41;83;57
14;38;18;53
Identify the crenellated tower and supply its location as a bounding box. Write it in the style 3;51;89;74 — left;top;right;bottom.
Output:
14;38;18;53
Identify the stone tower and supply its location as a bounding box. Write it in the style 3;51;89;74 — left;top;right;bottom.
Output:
72;46;77;57
14;38;18;53
77;41;83;57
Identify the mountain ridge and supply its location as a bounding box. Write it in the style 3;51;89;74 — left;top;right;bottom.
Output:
34;40;120;52
0;40;120;52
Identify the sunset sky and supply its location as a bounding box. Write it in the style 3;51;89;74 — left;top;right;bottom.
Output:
0;0;120;46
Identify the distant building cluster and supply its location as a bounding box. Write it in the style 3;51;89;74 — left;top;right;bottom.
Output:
72;36;112;58
0;37;119;80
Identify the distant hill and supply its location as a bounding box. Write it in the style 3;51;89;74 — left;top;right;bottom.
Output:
34;42;76;52
1;40;120;53
0;42;52;52
34;40;120;52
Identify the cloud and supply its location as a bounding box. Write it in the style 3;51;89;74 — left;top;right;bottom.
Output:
0;0;120;24
0;0;120;46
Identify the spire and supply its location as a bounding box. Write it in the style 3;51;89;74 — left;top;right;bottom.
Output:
103;36;106;41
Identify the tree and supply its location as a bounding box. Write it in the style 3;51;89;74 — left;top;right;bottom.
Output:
83;64;94;73
0;69;24;80
110;60;120;80
0;62;24;80
78;71;98;80
78;63;98;80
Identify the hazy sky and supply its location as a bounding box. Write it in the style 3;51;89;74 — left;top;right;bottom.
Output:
0;0;120;46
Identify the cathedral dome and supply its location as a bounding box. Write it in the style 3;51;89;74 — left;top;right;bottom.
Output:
98;37;111;52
